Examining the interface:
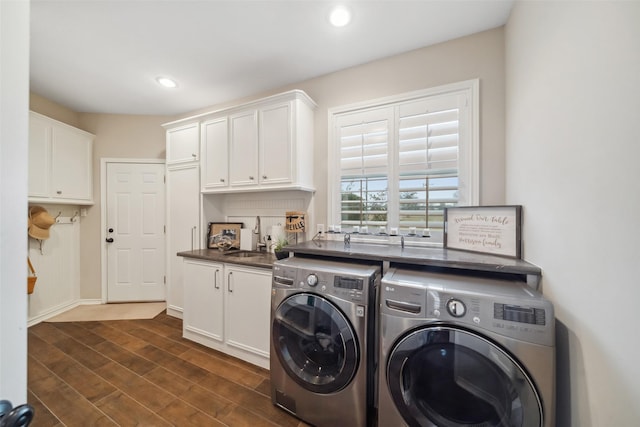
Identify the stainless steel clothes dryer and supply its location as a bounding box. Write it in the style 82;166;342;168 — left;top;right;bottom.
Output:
271;257;381;427
379;267;555;427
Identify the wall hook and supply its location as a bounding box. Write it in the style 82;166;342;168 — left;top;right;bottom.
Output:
70;211;79;222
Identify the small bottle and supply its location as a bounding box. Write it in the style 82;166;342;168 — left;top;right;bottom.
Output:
267;235;273;253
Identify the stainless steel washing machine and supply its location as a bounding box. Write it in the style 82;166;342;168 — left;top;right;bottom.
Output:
379;267;555;427
271;257;381;427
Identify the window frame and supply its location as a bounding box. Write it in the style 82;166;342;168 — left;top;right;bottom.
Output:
327;80;479;243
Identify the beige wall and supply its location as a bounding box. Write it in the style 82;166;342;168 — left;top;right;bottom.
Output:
506;1;640;425
30;92;82;129
76;114;170;298
30;28;506;298
28;99;170;299
184;27;506;225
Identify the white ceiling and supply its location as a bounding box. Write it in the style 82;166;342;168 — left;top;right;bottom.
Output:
30;0;514;116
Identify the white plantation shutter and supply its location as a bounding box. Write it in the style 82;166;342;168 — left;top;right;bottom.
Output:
398;95;462;176
337;108;390;178
396;94;465;229
330;81;478;241
336;108;392;227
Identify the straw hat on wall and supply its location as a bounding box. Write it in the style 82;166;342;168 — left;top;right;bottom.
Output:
28;205;55;240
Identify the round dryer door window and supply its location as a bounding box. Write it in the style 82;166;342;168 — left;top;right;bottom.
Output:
387;326;543;427
272;293;359;394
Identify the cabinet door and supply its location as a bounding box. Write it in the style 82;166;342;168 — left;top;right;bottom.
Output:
167;122;199;164
229;110;258;186
51;125;92;201
166;163;200;317
28;114;51;198
183;260;224;343
260;102;292;185
201;117;228;191
225;266;271;358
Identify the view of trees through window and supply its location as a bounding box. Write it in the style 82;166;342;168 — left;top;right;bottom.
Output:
341;175;458;232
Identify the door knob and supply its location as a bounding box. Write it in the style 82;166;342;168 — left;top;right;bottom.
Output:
106;238;114;243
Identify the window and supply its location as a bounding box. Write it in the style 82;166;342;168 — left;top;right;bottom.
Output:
328;80;479;244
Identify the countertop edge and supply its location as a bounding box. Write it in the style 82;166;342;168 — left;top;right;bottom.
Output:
177;249;276;269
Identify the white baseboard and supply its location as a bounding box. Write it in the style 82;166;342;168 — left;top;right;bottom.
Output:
166;305;183;319
27;298;102;327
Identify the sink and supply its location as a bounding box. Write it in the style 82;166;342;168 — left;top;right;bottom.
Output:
223;250;264;258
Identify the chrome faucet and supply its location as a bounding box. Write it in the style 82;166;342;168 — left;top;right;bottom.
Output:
255;216;266;251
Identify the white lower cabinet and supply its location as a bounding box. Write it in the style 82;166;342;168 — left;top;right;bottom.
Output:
183;259;271;369
183;259;224;344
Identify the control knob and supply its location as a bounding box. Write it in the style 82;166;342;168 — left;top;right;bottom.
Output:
306;274;319;287
447;299;466;317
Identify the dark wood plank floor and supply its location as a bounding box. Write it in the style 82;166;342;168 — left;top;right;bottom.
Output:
27;312;308;427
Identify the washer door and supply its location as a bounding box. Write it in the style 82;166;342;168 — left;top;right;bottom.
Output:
387;326;543;427
272;292;359;394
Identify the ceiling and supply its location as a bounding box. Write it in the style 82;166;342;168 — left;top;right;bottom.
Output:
30;0;514;116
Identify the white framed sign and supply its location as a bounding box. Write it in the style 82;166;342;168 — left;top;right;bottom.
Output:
444;205;522;258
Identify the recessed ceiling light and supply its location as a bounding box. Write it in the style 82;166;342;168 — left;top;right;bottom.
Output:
156;77;178;88
329;5;351;27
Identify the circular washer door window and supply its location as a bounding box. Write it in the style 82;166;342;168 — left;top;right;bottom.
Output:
387;326;543;427
272;293;359;394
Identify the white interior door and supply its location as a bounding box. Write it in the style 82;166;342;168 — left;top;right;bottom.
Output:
106;162;165;302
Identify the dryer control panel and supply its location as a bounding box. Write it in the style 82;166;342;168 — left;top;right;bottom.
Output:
381;267;555;347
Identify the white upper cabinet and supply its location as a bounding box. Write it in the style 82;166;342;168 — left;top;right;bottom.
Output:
226;92;316;192
166;122;199;165
28;111;94;204
168;90;316;194
201;117;229;190
259;101;292;185
229;110;259;187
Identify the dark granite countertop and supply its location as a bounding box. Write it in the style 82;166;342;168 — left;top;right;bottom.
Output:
177;249;276;269
286;240;542;285
178;241;543;287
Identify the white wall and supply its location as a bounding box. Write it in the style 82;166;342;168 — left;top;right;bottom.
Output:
0;0;30;404
505;1;640;425
27;205;82;324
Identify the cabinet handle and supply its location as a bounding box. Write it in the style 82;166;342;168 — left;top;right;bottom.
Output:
214;269;220;289
56;190;62;195
219;178;225;183
228;272;233;292
249;176;254;180
192;153;197;158
262;175;267;179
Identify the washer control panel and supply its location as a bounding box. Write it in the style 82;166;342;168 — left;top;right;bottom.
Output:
273;258;380;303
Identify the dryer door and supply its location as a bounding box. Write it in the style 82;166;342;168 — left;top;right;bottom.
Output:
272;293;359;394
387;326;543;427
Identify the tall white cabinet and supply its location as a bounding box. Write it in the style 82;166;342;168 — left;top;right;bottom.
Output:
28;111;94;204
164;121;201;318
